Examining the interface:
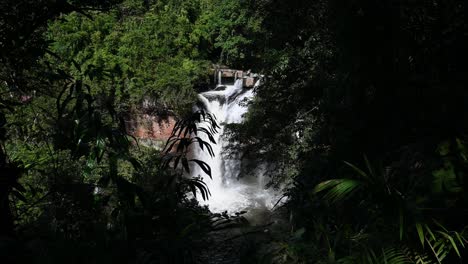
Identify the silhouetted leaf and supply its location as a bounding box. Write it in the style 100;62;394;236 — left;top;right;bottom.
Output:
189;159;211;178
182;157;190;173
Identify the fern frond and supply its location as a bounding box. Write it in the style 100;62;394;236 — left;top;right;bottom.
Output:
401;246;434;264
338;246;413;264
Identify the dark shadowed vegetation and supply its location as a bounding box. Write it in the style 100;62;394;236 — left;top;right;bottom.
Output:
228;0;468;263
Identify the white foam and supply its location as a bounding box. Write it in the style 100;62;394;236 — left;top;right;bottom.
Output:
191;79;278;213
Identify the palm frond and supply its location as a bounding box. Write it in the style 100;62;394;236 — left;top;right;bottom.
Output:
344;160;370;180
313;178;362;203
414;221;466;263
401;247;434;264
380;247;413;264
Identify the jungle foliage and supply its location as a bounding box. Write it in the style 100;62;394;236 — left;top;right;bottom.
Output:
2;0;468;263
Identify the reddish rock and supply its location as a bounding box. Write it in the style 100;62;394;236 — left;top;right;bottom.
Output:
243;77;255;88
126;114;176;142
220;69;235;77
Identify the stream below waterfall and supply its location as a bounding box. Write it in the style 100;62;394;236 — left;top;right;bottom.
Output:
191;79;279;214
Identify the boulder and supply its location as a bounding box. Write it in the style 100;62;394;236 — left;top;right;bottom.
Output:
243;77;255;88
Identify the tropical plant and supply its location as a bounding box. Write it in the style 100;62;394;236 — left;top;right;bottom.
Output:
313;157;468;263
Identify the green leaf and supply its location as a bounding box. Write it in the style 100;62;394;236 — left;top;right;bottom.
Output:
435;231;461;258
437;141;451;156
292;227;305;240
416;223;425;248
455;232;466;248
424;224;436;241
343;161;369;180
314;179;362;203
363;155;374;178
432;161;461;193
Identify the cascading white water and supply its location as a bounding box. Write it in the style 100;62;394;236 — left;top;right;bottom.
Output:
191;79;277;213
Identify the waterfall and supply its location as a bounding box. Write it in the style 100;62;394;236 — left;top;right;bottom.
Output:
191;79;277;213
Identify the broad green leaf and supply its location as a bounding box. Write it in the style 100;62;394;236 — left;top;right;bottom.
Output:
416;223;425;248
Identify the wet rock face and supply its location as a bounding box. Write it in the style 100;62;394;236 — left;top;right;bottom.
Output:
213;66;260;88
243;77;255;88
125;114;176;147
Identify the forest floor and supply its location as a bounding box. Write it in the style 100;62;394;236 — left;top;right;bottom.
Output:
197;207;290;264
